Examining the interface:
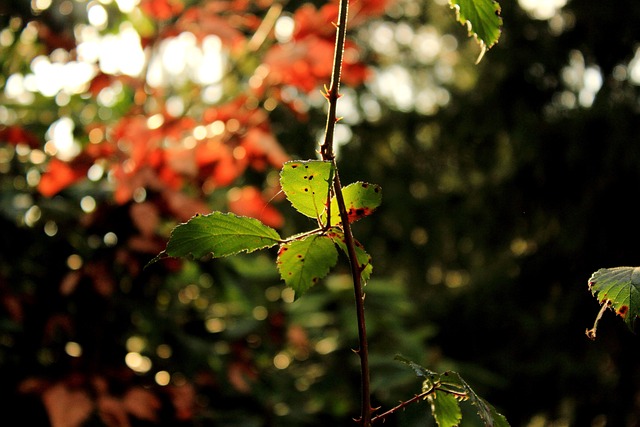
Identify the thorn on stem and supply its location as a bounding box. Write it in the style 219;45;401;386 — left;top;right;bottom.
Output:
322;84;331;100
332;21;339;29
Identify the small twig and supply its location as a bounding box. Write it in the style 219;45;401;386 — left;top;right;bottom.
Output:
247;3;283;51
371;386;435;423
586;299;611;340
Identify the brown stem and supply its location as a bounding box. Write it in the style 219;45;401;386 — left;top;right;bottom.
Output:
320;0;348;161
371;386;434;424
319;0;372;425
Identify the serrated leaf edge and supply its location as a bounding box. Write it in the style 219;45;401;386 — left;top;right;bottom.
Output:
448;0;502;61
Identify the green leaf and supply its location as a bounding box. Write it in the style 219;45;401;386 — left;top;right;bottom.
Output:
280;160;334;220
150;212;281;264
327;227;373;283
277;234;338;299
324;182;382;225
395;355;510;427
464;379;510;427
588;267;640;332
428;391;462;427
449;0;502;55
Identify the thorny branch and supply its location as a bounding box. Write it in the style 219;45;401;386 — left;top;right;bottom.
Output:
319;0;372;425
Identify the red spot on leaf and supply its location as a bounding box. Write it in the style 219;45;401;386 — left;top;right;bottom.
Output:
347;206;374;222
618;305;629;318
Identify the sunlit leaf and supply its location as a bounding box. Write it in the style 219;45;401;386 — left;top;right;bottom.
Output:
327;227;373;283
449;0;502;56
324;182;382;225
150;212;281;264
277;234;338;299
395;355;510;427
280;160;334;221
428;391;462;427
587;267;640;335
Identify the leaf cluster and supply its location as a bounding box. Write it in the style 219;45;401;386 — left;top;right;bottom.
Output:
152;160;381;299
394;356;509;427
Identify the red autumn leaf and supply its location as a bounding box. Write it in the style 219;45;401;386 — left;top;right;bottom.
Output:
0;290;24;323
264;37;369;93
228;186;284;229
259;2;374;93
202;95;268;127
176;4;246;49
36;22;76;52
166;146;198;177
111;166;154;205
130;202;160;237
166;383;196;421
140;0;184;20
291;3;337;41
195;140;246;187
38;158;89;197
0;125;41;148
353;0;394;17
87;73;115;97
122;387;161;422
227;361;256;393
241;127;289;170
321;0;394;27
42;382;94;427
106;114;197;203
59;270;82;296
85;261;117;296
161;188;210;222
264;42;333;93
96;395;131;427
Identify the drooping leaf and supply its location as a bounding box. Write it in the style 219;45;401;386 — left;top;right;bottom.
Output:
449;0;502;57
462;377;510;427
324;182;382;225
280;160;334;221
150;212;281;264
395;355;510;427
277;234;338;299
327;227;373;283
587;267;640;333
428;391;462;427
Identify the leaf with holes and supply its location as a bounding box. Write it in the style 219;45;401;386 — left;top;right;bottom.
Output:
396;355;510;427
588;267;640;333
277;234;338;299
280;160;334;221
449;0;502;55
149;212;281;265
324;181;382;225
326;227;373;283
